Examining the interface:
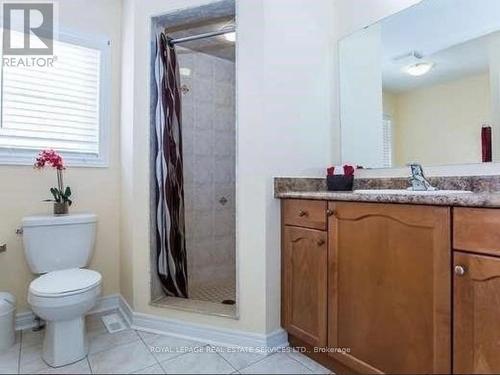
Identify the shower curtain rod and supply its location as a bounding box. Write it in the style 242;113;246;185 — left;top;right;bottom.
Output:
169;27;236;45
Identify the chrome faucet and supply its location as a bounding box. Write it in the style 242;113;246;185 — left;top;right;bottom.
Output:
407;163;437;191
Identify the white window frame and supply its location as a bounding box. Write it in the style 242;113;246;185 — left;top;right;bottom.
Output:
0;29;111;167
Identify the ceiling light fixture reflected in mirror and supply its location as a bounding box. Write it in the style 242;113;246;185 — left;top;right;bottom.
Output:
403;62;435;76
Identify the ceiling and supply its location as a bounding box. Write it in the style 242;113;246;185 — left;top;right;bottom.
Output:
154;0;235;62
375;0;500;92
383;32;497;93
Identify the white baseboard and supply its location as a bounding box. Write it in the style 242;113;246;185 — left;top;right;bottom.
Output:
132;311;288;350
118;295;288;350
15;311;37;331
16;294;289;351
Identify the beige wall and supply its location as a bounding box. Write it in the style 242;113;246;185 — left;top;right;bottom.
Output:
383;91;398;119
392;73;491;166
0;0;122;312
120;0;334;336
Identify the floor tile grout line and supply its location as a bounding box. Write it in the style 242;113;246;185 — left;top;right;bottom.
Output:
235;351;278;373
209;345;238;373
285;352;318;373
288;350;334;374
17;330;23;375
156;349;192;369
135;329;168;373
86;355;93;374
136;330;160;364
87;329;142;357
207;343;271;373
154;342;219;371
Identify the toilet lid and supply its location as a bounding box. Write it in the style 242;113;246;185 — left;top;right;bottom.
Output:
30;269;102;298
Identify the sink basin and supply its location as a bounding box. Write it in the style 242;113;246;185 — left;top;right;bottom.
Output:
353;189;473;195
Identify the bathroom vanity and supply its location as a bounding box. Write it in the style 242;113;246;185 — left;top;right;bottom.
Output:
277;180;500;374
283;0;500;371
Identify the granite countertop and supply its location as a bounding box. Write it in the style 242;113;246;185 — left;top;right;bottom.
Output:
274;177;500;208
275;190;500;208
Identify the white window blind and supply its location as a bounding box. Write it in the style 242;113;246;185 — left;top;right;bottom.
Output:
0;31;110;166
382;114;393;168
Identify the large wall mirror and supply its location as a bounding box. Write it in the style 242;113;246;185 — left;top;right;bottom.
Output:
340;0;500;169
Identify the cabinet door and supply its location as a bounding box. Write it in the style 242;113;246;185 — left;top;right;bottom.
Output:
282;226;327;347
328;202;451;374
454;252;500;374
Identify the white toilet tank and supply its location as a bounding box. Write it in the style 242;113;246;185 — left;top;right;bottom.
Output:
22;213;97;274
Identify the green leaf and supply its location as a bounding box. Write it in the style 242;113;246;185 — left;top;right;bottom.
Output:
50;188;61;202
65;186;72;198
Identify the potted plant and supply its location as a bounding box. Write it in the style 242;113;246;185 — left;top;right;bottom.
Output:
34;149;72;215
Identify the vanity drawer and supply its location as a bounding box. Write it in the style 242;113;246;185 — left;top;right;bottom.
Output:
282;199;327;230
454;208;500;257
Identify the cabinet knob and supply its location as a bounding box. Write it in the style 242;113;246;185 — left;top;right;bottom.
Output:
317;239;325;246
298;210;308;217
326;209;335;217
455;265;466;276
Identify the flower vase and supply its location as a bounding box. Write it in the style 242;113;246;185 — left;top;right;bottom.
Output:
54;202;69;215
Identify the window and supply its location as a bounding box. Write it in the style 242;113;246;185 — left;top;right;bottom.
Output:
0;31;110;166
382;114;393;168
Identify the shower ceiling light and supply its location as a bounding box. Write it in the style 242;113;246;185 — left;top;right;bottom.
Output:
403;62;435;76
224;31;236;42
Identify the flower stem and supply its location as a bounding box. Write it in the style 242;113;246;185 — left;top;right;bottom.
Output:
57;169;64;193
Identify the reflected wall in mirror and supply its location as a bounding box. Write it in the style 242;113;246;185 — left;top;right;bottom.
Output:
340;0;500;169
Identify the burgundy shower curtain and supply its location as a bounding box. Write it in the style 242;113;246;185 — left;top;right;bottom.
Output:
154;32;188;298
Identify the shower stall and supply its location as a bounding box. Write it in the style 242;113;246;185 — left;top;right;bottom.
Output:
150;0;237;317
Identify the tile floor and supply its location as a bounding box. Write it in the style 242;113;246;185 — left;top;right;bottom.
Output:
189;282;236;305
153;296;237;318
0;311;332;374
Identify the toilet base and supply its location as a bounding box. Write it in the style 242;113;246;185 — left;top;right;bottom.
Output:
42;317;88;368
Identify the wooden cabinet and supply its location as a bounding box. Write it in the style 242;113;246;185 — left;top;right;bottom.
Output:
282;225;327;347
454;252;500;374
328;202;451;374
282;199;327;230
280;199;500;374
454;208;500;257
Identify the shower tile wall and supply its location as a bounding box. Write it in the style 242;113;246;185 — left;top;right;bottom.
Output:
178;48;236;291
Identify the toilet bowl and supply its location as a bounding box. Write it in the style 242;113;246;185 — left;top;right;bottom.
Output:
28;269;102;367
22;213;100;368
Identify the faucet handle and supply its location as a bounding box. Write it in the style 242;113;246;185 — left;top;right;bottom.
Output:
407;163;425;178
407;162;423;171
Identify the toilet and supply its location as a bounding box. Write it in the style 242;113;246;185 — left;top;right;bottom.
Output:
22;213;102;368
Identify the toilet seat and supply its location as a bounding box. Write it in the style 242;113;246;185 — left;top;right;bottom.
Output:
30;269;102;298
